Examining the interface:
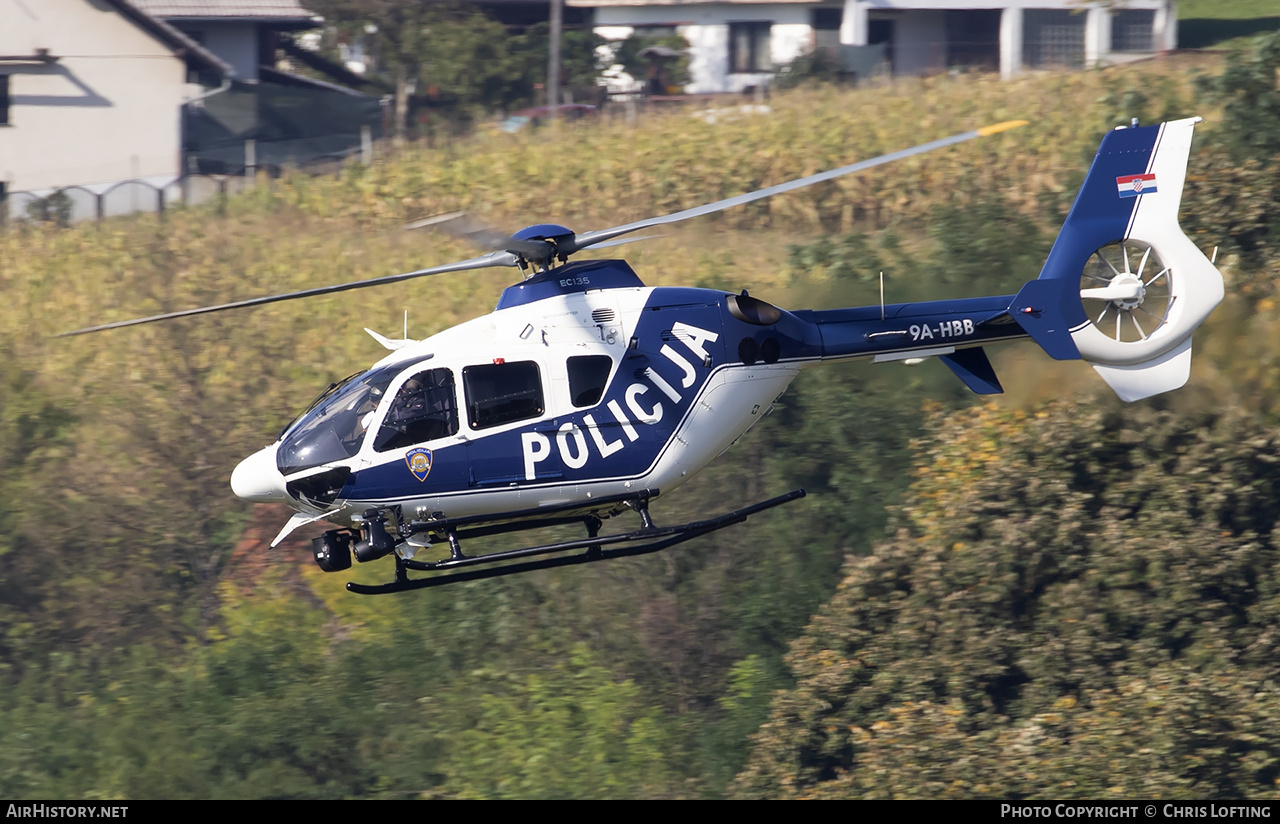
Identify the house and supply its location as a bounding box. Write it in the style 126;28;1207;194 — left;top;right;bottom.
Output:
0;0;230;202
130;0;320;82
132;1;384;176
572;0;1177;94
0;0;381;220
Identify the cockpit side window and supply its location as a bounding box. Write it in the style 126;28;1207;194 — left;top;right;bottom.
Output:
567;355;613;407
276;365;400;475
463;361;544;430
374;368;459;452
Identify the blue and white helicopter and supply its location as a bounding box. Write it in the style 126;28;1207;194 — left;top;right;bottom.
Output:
65;117;1223;594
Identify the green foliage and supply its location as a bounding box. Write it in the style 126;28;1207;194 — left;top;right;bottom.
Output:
610;31;692;91
517;22;611;98
698;654;780;791
1167;33;1280;297
736;401;1280;798
307;0;433;74
1181;146;1280;285
788;191;1048;299
444;646;681;798
24;191;73;227
309;1;606;115
1178;1;1280;51
413;15;606;114
926;194;1048;294
0;348;74;678
1197;31;1280;163
774;49;848;90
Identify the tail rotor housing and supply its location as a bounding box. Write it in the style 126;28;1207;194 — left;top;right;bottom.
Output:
1015;117;1224;401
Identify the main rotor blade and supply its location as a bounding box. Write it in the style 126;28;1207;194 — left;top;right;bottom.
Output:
586;232;670;251
405;211;551;258
57;250;520;337
569;120;1028;253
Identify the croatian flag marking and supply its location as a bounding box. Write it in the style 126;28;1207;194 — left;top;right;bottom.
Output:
1116;173;1157;198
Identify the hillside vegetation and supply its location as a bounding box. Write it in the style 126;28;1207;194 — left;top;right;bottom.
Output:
4;43;1280;797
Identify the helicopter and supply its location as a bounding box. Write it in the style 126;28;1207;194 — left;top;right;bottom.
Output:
63;116;1223;594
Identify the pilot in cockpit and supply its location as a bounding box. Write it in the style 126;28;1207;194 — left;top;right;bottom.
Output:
340;385;385;451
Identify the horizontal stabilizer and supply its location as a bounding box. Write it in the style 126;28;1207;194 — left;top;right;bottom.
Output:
940;347;1003;395
1090;336;1193;402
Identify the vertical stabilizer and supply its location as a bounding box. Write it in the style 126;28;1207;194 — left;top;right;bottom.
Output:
1013;118;1223;401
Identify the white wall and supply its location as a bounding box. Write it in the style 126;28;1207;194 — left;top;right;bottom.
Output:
590;1;1176;89
0;0;201;192
872;8;946;75
852;0;1174;75
594;5;816;93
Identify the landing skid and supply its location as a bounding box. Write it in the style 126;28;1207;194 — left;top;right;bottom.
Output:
345;488;807;595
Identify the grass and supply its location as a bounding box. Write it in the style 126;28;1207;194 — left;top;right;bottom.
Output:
1179;0;1280;49
1180;1;1280;20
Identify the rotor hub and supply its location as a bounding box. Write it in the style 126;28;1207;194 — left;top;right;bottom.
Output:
1110;272;1146;310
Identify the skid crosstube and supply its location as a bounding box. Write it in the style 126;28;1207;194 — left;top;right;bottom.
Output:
346;488;806;595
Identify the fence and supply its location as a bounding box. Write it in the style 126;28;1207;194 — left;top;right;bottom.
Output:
5;175;231;226
1;136;371;227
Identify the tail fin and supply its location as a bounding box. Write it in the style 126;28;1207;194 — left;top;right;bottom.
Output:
1013;117;1223;401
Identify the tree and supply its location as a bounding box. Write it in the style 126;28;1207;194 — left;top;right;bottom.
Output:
0;343;74;679
308;0;438;139
1197;31;1280;164
309;1;606;131
736;400;1280;798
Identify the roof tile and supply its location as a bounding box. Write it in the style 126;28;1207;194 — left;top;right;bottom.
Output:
130;0;317;20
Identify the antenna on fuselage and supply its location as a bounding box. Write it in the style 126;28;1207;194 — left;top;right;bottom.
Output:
880;271;886;322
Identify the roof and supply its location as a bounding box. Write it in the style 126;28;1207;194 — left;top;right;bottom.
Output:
129;0;317;21
103;0;234;77
568;0;816;5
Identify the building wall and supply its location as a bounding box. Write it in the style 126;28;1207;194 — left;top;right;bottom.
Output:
170;20;259;80
0;0;200;192
594;5;815;93
871;8;946;76
843;0;1173;76
589;1;1175;90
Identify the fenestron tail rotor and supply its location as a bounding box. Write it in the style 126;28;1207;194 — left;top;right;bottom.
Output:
1079;240;1172;344
57;120;1028;337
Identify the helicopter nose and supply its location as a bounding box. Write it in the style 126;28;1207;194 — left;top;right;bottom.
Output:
231;445;288;503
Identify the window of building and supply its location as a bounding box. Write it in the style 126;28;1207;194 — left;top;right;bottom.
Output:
463;361;544;430
567;355;613;408
634;25;678;38
0;75;10;126
811;9;842;31
812;8;842;50
945;9;1001;72
374;368;459;452
1112;10;1156;53
729;22;773;74
1022;9;1084;69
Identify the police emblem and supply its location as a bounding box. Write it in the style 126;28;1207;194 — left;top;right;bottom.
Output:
405;447;433;482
